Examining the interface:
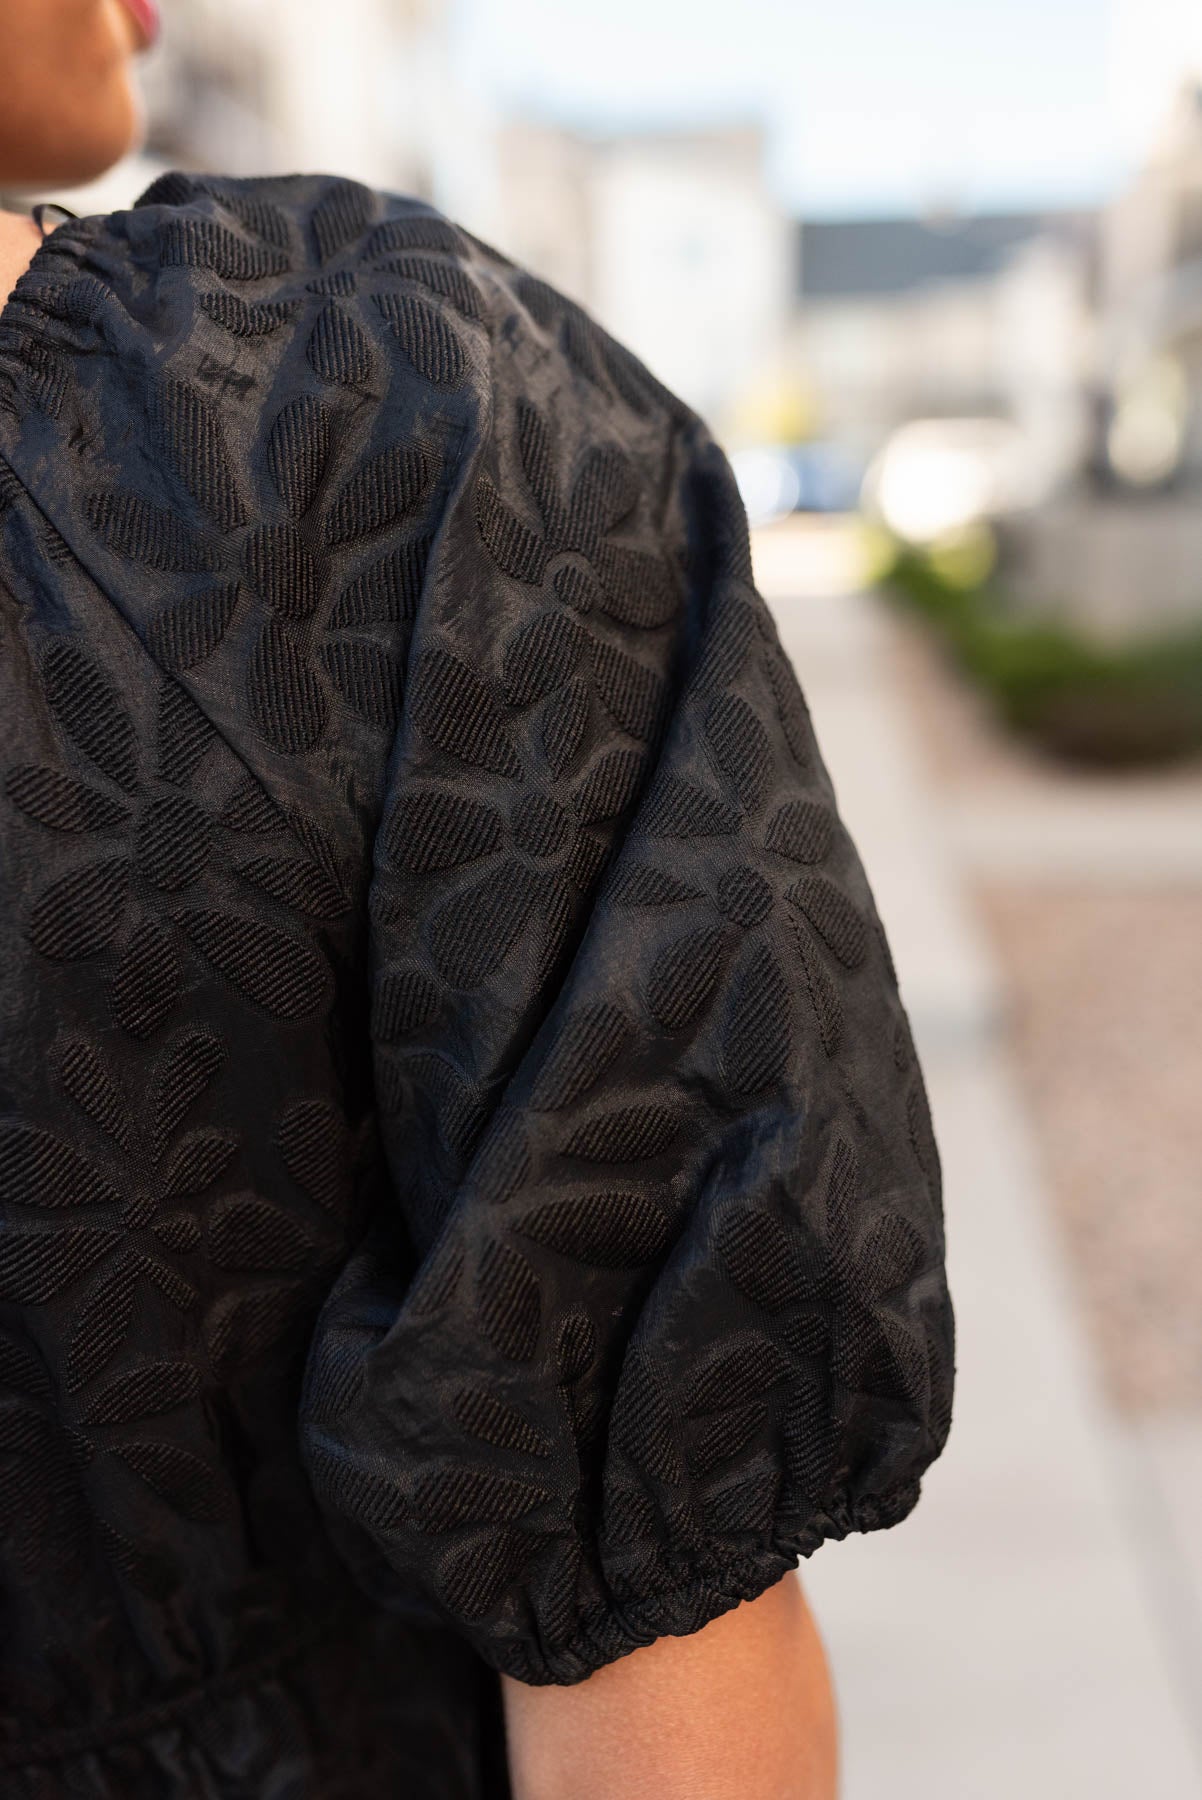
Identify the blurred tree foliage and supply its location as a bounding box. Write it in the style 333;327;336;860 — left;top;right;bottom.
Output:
882;544;1202;766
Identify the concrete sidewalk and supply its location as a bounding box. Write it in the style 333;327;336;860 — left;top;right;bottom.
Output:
754;533;1202;1798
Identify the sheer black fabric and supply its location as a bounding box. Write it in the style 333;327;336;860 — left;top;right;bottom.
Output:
0;172;954;1793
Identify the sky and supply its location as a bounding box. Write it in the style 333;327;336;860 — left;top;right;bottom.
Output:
451;0;1149;218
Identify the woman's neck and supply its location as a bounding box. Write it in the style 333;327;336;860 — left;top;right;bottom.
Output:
0;209;48;306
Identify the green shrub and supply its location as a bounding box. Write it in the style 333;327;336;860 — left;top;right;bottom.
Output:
882;546;1202;765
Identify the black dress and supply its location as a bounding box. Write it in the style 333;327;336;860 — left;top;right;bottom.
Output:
0;171;954;1796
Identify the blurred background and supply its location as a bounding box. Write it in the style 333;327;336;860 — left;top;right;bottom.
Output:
19;0;1202;1790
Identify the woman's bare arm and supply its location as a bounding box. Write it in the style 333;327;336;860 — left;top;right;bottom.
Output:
501;1572;838;1800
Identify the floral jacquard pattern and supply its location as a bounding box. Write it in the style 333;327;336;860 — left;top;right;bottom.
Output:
0;1028;349;1548
0;1028;235;1376
386;750;645;991
4;648;338;1034
77;180;483;766
0;170;952;1794
0;1028;347;1371
609;585;862;1087
475;399;678;631
0;601;357;1583
301;383;953;1686
87;396;435;756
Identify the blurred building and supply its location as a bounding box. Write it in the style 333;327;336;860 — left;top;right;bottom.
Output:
8;0;491;231
495;120;794;427
79;4;792;428
998;78;1202;638
792;209;1097;479
1101;80;1202;478
140;0;463;199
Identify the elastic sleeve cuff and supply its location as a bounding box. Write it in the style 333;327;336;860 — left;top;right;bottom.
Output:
487;1479;924;1686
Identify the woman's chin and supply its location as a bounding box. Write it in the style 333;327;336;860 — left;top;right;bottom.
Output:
6;91;142;190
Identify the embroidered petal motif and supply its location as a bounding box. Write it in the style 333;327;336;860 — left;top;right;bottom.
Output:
0;1229;120;1303
0;174;950;1760
0;1125;121;1208
28;857;131;959
116;1440;231;1522
409;650;522;777
374;290;466;386
267;394;334;519
515;1192;670;1268
169;909;331;1018
149;379;247;530
86;491;218;571
325;443;433;546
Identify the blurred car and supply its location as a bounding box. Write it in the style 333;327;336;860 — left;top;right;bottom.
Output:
860;415;1041;545
730;441;867;526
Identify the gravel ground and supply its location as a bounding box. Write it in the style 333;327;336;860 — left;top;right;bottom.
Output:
975;885;1202;1415
886;610;1202;1416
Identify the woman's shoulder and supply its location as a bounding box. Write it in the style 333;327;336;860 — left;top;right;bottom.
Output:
1;165;697;494
67;168;693;437
0;165;698;580
0;168;708;826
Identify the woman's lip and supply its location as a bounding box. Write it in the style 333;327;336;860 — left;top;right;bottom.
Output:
117;0;161;50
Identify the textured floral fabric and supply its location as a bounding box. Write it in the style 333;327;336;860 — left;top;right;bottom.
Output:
0;171;954;1793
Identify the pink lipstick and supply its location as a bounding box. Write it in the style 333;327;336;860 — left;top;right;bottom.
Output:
117;0;161;50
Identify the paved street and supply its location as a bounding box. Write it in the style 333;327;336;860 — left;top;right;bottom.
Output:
753;521;1202;1799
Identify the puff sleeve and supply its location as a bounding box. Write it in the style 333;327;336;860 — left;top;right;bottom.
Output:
298;346;955;1685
